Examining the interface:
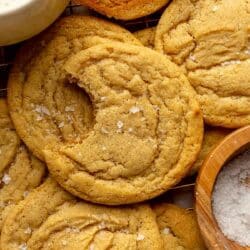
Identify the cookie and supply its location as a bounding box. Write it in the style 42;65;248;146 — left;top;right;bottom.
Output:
43;42;203;205
1;178;163;250
0;99;46;230
190;126;231;175
73;0;170;20
134;27;156;48
152;203;206;250
8;15;142;161
155;0;250;128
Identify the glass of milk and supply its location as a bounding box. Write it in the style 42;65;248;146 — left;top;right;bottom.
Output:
0;0;70;45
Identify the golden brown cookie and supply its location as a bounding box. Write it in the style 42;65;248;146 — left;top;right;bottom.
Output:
43;42;203;205
8;15;142;161
0;99;46;230
190;126;231;175
134;27;156;48
152;203;206;250
155;0;250;128
74;0;170;20
1;178;163;250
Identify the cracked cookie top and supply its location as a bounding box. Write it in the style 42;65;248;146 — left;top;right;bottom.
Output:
1;178;163;250
7;16;142;161
155;0;250;128
43;42;203;205
0;99;46;230
73;0;170;20
152;203;206;250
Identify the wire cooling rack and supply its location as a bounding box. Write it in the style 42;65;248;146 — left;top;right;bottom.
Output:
0;1;196;206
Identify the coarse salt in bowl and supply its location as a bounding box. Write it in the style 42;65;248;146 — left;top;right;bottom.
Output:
213;149;250;247
0;0;70;46
195;125;250;250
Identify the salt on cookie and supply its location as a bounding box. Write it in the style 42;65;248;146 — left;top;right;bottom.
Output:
155;0;250;128
152;203;206;250
8;15;142;161
73;0;170;20
0;99;45;230
134;27;156;49
190;126;231;175
43;42;203;205
1;178;163;250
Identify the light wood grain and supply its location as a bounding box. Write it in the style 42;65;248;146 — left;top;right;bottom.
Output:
195;125;250;250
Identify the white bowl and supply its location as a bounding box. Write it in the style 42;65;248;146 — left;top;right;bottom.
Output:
0;0;70;46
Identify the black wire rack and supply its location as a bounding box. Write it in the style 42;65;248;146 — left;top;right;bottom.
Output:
0;1;196;203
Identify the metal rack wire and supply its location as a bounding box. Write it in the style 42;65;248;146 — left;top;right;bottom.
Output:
0;1;196;201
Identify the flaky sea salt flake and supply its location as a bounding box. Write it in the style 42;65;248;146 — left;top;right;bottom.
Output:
212;5;219;11
129;106;140;114
189;54;196;62
36;115;43;121
117;121;124;129
23;191;29;198
162;227;170;235
65;106;75;112
62;240;67;246
34;105;50;116
136;233;145;241
24;227;32;234
19;243;27;250
101;127;109;134
58;122;64;128
2;174;11;184
128;128;133;133
221;60;241;66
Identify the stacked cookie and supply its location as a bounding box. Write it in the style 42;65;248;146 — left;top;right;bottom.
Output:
1;0;249;248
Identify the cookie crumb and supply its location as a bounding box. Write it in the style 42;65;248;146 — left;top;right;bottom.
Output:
117;121;124;129
2;174;11;184
24;227;32;235
136;233;145;241
129;106;140;114
89;243;95;250
162;227;170;235
18;243;27;250
100;96;106;101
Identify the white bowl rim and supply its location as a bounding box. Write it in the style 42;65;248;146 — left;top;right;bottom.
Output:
0;0;35;16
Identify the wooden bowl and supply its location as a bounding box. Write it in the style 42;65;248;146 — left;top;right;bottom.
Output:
195;125;250;250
